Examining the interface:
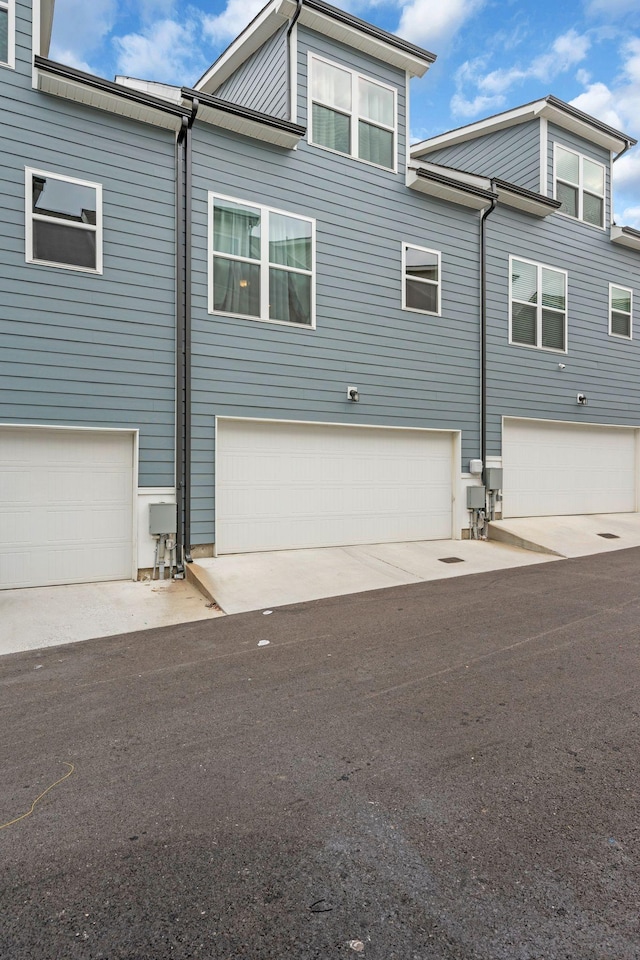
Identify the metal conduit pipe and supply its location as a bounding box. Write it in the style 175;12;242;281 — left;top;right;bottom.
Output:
480;186;498;478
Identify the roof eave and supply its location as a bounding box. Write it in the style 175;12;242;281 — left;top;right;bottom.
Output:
183;89;306;148
494;180;561;218
407;166;494;210
611;225;640;253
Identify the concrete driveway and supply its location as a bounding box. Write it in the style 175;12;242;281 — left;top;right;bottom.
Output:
490;511;640;557
1;548;639;959
188;537;556;613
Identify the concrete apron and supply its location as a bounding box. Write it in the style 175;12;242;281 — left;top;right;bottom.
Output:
489;512;640;558
187;538;557;615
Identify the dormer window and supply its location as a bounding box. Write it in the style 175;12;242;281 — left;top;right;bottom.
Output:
554;144;605;228
309;55;397;172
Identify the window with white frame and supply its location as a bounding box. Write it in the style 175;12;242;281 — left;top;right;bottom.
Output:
26;169;102;272
403;244;440;315
209;195;315;327
510;257;567;352
609;284;633;339
0;0;14;68
309;55;396;171
555;144;605;228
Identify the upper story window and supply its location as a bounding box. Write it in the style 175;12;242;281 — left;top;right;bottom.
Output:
510;256;567;353
402;244;441;315
309;55;397;172
209;194;315;328
609;284;633;339
0;0;15;68
26;169;103;273
554;144;605;228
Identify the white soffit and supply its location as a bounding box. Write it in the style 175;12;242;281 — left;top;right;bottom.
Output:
495;185;558;217
611;226;640;252
195;102;304;148
37;71;184;131
407;168;492;210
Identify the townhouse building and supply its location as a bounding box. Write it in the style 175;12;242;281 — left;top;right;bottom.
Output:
1;0;638;591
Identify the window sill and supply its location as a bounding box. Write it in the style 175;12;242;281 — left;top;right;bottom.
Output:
26;257;102;275
553;209;607;232
208;309;316;331
307;139;397;175
509;340;568;355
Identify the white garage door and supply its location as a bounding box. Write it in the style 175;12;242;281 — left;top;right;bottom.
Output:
0;427;134;589
216;419;454;554
503;418;638;518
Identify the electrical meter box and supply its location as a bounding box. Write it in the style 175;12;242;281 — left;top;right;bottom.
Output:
149;502;177;535
484;467;503;490
467;486;486;509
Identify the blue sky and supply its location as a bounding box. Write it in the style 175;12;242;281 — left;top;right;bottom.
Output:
49;0;640;225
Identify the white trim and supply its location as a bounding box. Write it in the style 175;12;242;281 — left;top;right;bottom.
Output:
0;0;15;70
508;255;568;354
208;192;316;330
214;416;462;551
608;281;633;340
31;0;39;85
401;242;441;316
25;167;104;274
289;22;298;125
0;423;139;581
539;117;548;196
553;142;606;231
308;52;398;175
405;72;410;171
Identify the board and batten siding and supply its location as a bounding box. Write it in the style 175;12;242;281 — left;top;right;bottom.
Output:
0;0;177;487
213;25;289;119
189;27;482;546
485;202;640;457
424;121;541;193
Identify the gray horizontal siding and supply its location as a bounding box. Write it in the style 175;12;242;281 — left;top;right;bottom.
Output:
189;26;482;545
0;0;177;487
486;203;640;456
213;25;289;119
426;120;541;192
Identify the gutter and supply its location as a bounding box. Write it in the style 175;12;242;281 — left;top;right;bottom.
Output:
175;99;199;570
412;166;495;201
480;186;498;477
613;139;634;163
286;0;303;121
181;88;306;136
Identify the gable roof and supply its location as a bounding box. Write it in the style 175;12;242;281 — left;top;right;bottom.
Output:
411;95;636;157
195;0;436;94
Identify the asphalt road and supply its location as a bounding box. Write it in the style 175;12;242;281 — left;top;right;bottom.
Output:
1;548;639;960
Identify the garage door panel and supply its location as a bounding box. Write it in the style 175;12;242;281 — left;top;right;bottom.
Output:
503;420;637;518
0;428;134;589
217;420;454;554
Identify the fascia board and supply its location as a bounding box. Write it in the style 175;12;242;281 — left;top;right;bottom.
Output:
541;103;627;151
407;167;493;210
411;102;545;157
611;226;640;252
296;6;431;77
36;70;184;131
195;0;295;93
195;101;304;148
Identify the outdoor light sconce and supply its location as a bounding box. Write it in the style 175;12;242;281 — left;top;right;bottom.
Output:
347;386;359;402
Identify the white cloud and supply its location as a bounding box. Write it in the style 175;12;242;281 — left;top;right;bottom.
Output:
114;17;206;84
50;0;117;55
571;37;640;219
202;0;268;45
619;205;640;228
451;29;591;117
395;0;486;49
586;0;640;18
48;47;95;74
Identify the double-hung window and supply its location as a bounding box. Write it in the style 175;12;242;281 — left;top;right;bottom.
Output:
402;244;441;315
555;145;605;228
0;0;14;68
26;169;102;273
309;55;396;171
209;194;315;328
510;257;567;352
609;284;633;339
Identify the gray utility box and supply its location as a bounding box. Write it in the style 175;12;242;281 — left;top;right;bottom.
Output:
467;486;486;509
484;467;503;490
149;502;177;535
